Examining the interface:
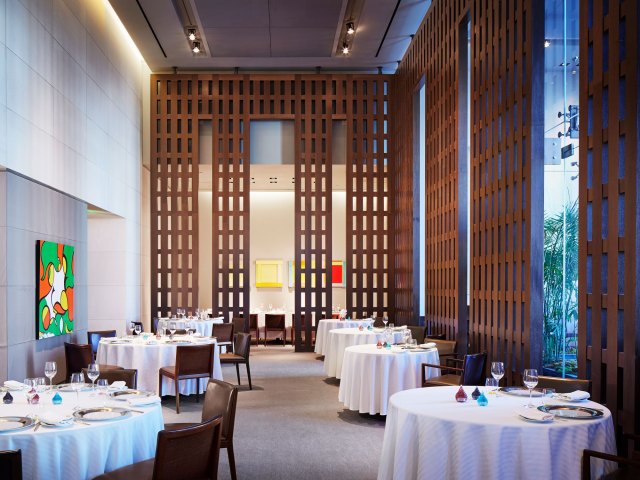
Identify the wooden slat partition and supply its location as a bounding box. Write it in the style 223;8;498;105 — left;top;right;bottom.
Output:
579;0;639;438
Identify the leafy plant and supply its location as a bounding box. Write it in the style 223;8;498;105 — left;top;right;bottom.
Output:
542;199;579;376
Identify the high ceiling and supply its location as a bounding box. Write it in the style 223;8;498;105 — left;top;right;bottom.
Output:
108;0;431;73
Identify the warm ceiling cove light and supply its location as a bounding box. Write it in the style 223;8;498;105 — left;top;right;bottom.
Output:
187;28;197;41
346;22;355;35
544;39;551;48
342;42;350;55
192;41;201;54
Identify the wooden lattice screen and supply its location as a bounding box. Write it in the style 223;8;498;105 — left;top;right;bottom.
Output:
579;0;639;439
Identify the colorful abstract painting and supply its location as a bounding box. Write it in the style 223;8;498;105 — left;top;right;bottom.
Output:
331;260;346;287
37;240;74;339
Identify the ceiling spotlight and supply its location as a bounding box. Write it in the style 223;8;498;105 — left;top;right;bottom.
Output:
192;41;201;54
544;39;551;48
346;22;355;35
187;28;197;42
342;42;350;55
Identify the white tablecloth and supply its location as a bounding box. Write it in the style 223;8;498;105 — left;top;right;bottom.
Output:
378;386;617;480
315;319;372;355
159;317;223;337
323;328;406;379
0;389;163;480
97;337;222;396
338;344;440;415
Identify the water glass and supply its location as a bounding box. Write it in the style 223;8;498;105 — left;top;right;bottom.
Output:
87;363;100;391
70;372;84;404
44;361;57;386
23;378;37;404
541;388;555;406
491;362;505;386
485;378;498;394
523;369;539;408
134;324;142;335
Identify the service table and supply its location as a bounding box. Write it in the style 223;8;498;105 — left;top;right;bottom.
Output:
315;319;373;355
323;328;406;379
96;336;222;395
0;388;163;480
338;344;440;415
377;385;616;480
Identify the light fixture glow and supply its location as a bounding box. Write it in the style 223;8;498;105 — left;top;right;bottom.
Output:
346;22;355;35
187;28;197;41
544;39;551;48
192;41;201;54
342;43;350;55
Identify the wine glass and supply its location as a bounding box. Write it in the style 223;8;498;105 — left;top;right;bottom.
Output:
523;369;539;408
382;316;389;329
129;322;136;337
87;363;100;392
44;361;57;386
169;321;177;337
24;378;37;405
70;372;84;403
491;362;505;387
134;324;142;336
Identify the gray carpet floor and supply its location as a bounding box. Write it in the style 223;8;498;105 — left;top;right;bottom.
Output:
160;346;386;479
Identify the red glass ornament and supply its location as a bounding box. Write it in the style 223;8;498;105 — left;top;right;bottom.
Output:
376;340;383;349
455;386;468;403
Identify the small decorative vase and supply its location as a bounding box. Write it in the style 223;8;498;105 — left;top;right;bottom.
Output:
376;340;383;349
358;325;364;331
455;386;468;403
3;391;13;404
31;392;40;404
385;342;392;350
471;387;481;400
52;392;63;405
477;392;489;406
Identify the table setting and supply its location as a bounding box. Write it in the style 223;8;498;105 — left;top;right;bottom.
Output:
0;372;163;480
314;318;376;355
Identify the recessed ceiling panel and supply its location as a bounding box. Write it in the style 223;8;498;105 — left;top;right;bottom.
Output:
269;0;344;28
270;28;337;57
194;0;270;28
203;28;272;57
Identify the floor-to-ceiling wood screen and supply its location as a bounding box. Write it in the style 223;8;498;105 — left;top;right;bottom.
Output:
579;0;639;441
151;73;392;350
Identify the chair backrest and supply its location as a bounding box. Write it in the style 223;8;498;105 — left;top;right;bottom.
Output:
537;375;592;394
232;333;251;360
87;330;116;356
0;449;22;480
201;379;239;442
427;332;447;340
265;313;285;328
175;344;215;377
82;368;138;389
249;313;258;329
407;326;426;344
152;416;223;480
212;323;234;343
461;352;487;385
231;317;247;334
64;342;93;381
373;317;386;328
427;338;457;356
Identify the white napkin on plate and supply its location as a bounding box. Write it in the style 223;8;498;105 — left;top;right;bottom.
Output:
516;407;554;422
108;381;127;391
39;413;74;425
3;380;27;390
555;390;590;401
420;342;437;349
128;395;161;407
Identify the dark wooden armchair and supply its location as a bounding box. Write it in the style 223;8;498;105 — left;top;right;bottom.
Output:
582;434;640;480
422;351;487;387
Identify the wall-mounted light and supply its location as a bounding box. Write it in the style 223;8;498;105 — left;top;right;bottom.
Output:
187;28;197;42
192;41;201;54
346;22;355;35
544;39;551;48
342;42;350;55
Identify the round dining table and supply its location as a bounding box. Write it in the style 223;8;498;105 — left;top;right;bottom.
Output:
323;328;406;379
314;319;373;355
97;336;222;395
338;344;440;415
0;388;163;480
377;385;617;480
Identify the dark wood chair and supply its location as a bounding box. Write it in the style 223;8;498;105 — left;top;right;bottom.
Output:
159;343;215;413
292;313;315;345
425;338;457;357
249;313;260;344
64;342;122;382
231;316;247;334
92;416;223;480
372;317;386;328
426;332;447;340
0;449;22;480
536;375;591;394
264;313;286;346
582;434;640;480
82;368;138;389
87;330;116;359
212;323;234;353
165;380;239;480
422;352;487;387
220;333;252;390
407;326;426;344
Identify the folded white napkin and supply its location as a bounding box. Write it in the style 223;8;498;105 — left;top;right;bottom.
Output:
421;342;437;349
39;413;74;425
555;390;590;401
3;380;27;390
108;381;127;391
516;407;554;422
128;395;161;407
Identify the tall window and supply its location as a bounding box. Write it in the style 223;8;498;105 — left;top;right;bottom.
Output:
543;0;580;377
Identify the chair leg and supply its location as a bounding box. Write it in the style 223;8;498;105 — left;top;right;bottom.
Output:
158;372;163;397
227;443;237;480
175;379;180;414
235;364;241;385
246;361;252;390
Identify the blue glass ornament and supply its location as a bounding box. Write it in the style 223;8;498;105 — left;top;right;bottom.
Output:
52;392;63;405
477;391;489;406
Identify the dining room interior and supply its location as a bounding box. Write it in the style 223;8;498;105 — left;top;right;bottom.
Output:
0;0;639;479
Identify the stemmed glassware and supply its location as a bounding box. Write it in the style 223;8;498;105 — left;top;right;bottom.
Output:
169;321;177;337
70;372;84;404
382;316;389;329
87;363;100;392
129;322;136;337
24;378;37;404
44;361;57;386
523;368;539;408
491;362;505;387
134;324;142;336
485;378;498;394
